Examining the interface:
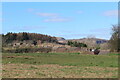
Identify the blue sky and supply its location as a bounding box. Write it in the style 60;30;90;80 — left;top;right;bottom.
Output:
2;2;118;40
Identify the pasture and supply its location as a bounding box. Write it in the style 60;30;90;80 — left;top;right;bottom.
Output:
2;53;118;78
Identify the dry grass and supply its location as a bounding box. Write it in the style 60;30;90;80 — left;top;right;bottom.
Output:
2;53;118;78
2;63;118;78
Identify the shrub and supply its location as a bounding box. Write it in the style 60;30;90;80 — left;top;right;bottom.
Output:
67;41;87;48
2;47;52;53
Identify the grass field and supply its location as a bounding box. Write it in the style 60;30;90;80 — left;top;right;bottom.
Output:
2;53;118;78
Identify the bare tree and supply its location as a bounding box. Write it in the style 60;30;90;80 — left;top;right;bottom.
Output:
109;25;120;52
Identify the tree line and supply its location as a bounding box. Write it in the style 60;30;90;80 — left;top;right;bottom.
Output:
67;41;87;48
2;32;58;44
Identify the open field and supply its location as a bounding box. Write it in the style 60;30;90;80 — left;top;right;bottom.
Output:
2;53;118;78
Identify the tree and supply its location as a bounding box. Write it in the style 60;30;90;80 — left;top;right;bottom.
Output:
2;32;58;45
22;32;29;41
32;40;37;45
67;41;87;48
109;25;120;52
4;32;17;43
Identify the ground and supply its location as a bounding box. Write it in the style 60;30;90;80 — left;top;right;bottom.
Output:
2;53;118;78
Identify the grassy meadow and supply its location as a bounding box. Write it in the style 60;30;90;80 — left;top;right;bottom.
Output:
2;53;118;78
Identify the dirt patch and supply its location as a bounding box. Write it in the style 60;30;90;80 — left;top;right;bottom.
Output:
3;56;34;58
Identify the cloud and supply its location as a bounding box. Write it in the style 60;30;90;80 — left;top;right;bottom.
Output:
36;12;71;22
27;8;71;22
89;28;111;35
89;28;111;39
53;33;90;37
0;18;2;22
77;11;83;14
35;12;70;22
11;26;46;31
52;32;110;39
60;30;74;33
27;8;34;12
103;10;118;17
36;13;58;17
22;26;46;30
43;17;70;22
90;28;111;33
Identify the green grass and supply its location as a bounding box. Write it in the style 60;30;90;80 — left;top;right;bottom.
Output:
2;53;118;67
2;52;118;78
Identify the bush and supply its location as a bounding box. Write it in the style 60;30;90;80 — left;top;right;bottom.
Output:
67;41;87;48
2;47;52;53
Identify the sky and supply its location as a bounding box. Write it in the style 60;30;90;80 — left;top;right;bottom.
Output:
2;2;118;40
1;0;119;2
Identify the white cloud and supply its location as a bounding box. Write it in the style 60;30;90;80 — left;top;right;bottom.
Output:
27;8;71;22
0;18;2;22
43;17;70;22
36;12;58;17
77;11;83;14
27;8;34;12
36;13;71;22
103;10;118;17
12;26;46;31
90;27;111;32
53;33;90;37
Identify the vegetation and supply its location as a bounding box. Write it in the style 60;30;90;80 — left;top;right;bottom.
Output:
67;41;87;48
109;25;120;52
2;53;118;78
2;47;52;53
2;53;118;67
2;32;58;46
1;31;118;78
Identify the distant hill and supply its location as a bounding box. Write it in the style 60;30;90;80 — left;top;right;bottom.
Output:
2;32;110;53
56;37;65;41
66;38;108;47
2;32;109;49
68;38;108;43
52;37;108;48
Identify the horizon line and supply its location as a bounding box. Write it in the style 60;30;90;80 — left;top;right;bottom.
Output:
1;31;110;40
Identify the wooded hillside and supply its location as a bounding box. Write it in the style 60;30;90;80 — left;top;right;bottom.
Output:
2;32;58;44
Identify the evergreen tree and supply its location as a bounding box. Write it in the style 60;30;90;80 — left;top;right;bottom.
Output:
22;32;29;40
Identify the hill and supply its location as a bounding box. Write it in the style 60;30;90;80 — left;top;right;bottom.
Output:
56;37;65;41
66;38;108;48
2;32;110;53
2;32;58;47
